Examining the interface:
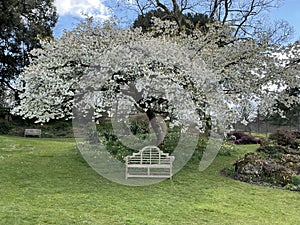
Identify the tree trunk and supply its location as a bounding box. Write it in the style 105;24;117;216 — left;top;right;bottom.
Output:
146;109;165;145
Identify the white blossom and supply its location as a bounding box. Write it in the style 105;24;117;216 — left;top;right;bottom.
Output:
12;18;299;130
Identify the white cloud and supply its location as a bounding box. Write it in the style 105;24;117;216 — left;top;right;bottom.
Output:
117;0;134;4
54;0;111;20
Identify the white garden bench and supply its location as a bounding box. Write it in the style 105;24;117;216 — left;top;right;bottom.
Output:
24;129;41;137
125;146;175;179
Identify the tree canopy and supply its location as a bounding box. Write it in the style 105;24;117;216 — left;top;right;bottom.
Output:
133;8;210;33
12;18;299;136
0;0;57;104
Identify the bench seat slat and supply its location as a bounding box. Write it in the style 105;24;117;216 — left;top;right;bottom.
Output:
127;174;171;178
126;164;171;168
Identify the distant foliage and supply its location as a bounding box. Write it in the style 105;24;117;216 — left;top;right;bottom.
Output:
0;119;12;134
133;9;209;33
227;131;261;145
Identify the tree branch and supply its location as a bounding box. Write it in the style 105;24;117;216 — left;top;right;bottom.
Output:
222;0;230;24
209;0;219;21
234;0;256;37
155;0;171;14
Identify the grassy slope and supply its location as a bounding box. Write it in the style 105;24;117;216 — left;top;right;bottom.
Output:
0;136;300;225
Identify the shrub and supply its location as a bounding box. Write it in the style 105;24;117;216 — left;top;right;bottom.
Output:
103;131;118;142
259;137;270;146
227;131;246;140
159;130;180;154
291;175;300;186
292;131;300;139
269;129;297;148
106;140;135;162
129;120;149;135
218;142;238;156
223;165;236;176
290;140;300;150
256;145;286;154
0;119;12;134
128;113;150;135
41;120;73;137
228;131;260;145
239;135;260;144
96;120;118;142
188;137;207;160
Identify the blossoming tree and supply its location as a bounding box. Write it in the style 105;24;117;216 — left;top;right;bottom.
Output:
12;18;299;143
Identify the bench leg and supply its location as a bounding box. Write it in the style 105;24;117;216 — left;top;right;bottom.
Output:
125;165;128;179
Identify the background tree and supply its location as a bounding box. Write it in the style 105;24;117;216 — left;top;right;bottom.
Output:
266;40;300;129
270;87;300;129
133;8;209;33
0;0;57;106
120;0;294;44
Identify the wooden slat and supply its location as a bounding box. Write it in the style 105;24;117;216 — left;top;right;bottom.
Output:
126;164;171;168
124;146;175;179
127;174;171;178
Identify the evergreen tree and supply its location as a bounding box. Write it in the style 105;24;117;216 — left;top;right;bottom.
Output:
0;0;57;104
133;9;209;34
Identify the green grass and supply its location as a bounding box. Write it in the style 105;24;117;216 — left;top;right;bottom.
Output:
1;136;300;224
245;132;269;138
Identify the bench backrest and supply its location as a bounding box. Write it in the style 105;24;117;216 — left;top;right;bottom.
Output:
24;129;41;136
125;146;174;165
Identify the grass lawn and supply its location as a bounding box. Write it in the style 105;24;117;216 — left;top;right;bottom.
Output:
1;136;300;224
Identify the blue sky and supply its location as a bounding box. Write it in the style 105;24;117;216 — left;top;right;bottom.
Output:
53;0;300;42
270;0;300;41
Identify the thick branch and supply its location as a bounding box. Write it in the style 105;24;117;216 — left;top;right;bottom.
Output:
209;0;219;21
155;0;171;14
234;0;256;37
146;108;165;145
222;0;230;24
